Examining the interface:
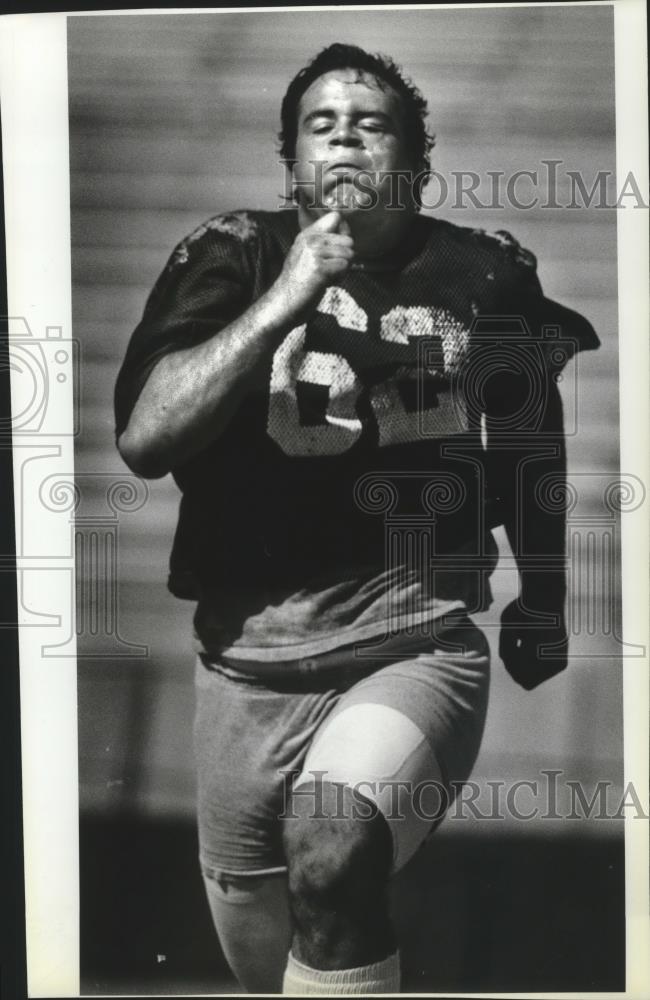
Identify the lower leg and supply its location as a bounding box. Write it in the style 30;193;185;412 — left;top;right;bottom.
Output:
202;869;292;994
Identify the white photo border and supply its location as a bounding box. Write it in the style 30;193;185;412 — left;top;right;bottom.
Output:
1;3;647;997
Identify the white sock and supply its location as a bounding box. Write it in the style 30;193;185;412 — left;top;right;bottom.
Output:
282;950;401;994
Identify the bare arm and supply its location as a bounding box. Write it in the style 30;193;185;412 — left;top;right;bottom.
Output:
118;210;353;478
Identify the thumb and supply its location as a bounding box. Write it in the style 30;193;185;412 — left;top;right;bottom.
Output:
310;210;342;233
336;215;352;237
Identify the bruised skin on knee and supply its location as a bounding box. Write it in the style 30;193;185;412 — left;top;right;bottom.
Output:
282;780;396;970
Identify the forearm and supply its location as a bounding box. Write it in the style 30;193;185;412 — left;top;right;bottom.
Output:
118;283;297;478
497;436;569;687
118;209;353;477
489;378;567;615
503;482;567;614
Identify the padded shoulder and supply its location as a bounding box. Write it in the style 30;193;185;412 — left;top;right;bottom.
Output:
468;227;538;271
169;210;260;268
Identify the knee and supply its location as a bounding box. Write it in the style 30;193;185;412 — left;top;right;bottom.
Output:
283;779;392;906
283;781;397;965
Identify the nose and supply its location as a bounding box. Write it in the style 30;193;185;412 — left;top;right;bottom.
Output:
329;120;363;148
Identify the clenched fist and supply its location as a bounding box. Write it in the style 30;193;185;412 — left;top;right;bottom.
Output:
271;211;354;324
499;598;569;690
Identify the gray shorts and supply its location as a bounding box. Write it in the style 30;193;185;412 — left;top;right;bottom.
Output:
194;616;490;876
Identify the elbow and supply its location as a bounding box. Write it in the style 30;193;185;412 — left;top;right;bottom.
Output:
117;426;171;480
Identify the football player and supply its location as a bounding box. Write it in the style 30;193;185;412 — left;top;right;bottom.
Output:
115;43;599;994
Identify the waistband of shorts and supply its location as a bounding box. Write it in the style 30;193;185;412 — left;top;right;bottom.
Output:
199;612;475;686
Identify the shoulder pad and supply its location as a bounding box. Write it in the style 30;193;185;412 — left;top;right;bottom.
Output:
470;227;538;271
169;211;259;267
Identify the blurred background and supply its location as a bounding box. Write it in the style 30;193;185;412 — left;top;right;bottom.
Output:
69;6;624;995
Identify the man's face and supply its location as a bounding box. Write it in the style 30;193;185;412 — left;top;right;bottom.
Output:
292;68;414;217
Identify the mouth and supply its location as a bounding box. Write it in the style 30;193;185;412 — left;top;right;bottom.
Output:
318;163;376;209
328;162;364;174
322;163;371;196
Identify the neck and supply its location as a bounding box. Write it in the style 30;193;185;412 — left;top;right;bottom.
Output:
298;203;416;259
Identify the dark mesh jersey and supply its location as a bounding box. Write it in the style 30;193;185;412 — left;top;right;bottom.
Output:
115;209;599;606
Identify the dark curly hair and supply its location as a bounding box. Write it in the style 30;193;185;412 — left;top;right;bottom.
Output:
279;43;435;208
